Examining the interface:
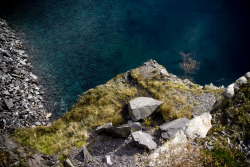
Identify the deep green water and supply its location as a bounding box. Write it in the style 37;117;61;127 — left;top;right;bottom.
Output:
1;0;250;117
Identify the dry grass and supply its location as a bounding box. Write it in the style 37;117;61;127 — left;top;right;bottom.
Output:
13;80;142;155
130;69;194;120
136;140;203;167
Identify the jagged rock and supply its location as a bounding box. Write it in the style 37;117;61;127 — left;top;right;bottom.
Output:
236;76;247;86
184;112;212;139
127;120;142;131
27;154;43;167
132;131;157;150
82;146;92;163
128;97;163;121
245;72;250;80
160;69;170;77
65;158;75;167
104;155;112;165
223;83;234;98
95;122;113;133
160;118;190;139
3;98;14;110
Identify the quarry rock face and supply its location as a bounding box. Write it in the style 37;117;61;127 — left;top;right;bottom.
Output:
160;118;190;139
128;97;163;121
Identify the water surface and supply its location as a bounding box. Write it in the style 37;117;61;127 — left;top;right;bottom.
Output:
1;0;250;117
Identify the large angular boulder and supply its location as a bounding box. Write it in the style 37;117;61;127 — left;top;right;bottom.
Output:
128;97;163;121
131;131;157;150
160;118;189;139
184;112;212;139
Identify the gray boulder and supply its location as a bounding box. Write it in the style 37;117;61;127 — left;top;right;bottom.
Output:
128;97;163;121
223;84;234;98
245;72;250;80
160;118;190;139
132;131;157;150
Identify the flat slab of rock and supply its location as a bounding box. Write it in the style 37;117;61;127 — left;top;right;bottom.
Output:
95;122;131;138
132;131;157;150
128;97;163;121
95;122;113;133
160;118;189;139
105;125;132;138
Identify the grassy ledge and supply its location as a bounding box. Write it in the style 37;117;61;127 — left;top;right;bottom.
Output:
13;61;224;156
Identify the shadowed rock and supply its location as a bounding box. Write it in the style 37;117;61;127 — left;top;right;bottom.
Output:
160;118;189;139
128;97;163;121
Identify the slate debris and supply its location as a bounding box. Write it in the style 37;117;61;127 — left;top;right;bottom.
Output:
0;18;51;131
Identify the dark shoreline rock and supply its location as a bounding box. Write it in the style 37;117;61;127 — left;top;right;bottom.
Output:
0;18;51;132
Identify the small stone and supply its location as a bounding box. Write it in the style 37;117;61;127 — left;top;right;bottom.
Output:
82;146;92;163
104;155;112;165
35;122;41;126
65;158;75;167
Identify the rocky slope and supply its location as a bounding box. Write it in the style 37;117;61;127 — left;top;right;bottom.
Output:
0;18;249;167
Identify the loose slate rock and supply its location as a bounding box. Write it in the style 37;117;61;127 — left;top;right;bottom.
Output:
96;122;131;137
132;131;157;150
160;118;190;139
95;122;113;133
82;146;92;163
128;97;163;121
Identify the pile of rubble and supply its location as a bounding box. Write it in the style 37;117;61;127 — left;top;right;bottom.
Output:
0;18;51;131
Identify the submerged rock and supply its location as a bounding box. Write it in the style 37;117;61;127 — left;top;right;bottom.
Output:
128;97;163;121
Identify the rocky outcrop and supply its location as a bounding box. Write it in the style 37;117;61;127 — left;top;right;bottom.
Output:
131;131;157;150
128;97;163;121
149;112;212;166
222;72;250;99
0;18;50;131
160;118;190;139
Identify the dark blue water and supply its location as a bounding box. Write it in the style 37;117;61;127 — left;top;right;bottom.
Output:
1;0;250;117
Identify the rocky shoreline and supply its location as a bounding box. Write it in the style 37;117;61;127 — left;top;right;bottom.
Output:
0;18;51;132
